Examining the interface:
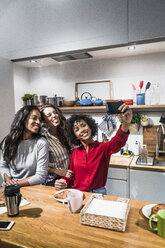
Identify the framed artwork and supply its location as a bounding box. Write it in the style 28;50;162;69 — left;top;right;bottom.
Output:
75;80;112;100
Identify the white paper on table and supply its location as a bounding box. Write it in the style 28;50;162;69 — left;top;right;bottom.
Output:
85;198;127;219
0;198;30;215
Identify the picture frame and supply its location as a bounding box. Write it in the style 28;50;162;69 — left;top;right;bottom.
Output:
75;80;112;100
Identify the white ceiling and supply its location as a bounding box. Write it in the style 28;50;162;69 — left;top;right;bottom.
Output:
13;41;165;68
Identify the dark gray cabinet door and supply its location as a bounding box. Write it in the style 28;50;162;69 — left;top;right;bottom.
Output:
106;178;128;197
0;0;128;60
130;169;165;203
128;0;165;42
106;167;129;198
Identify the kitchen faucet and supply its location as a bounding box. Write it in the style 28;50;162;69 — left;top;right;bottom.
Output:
156;125;165;157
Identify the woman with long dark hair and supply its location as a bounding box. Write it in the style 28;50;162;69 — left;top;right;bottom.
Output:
0;105;49;187
40;104;72;186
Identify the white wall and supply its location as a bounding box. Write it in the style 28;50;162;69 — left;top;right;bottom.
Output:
0;57;15;186
28;52;165;103
14;52;165;154
0;57;15;142
13;65;30;112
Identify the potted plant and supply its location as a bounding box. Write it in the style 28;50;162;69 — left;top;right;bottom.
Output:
118;112;142;133
131;112;142;124
22;93;36;105
129;112;142;133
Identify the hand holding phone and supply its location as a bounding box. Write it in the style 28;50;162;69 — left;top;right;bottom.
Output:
106;101;124;115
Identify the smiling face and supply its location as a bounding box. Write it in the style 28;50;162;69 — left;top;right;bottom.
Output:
24;109;41;139
42;107;60;130
73;119;92;144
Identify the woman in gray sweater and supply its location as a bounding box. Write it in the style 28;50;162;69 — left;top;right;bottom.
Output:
0;105;49;187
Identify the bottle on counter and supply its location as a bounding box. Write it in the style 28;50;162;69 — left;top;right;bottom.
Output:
134;141;140;155
140;144;148;164
122;143;130;156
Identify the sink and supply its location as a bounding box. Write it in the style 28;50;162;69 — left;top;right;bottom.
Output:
136;157;165;167
136;156;154;166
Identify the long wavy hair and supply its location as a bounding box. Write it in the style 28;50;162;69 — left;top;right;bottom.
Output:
0;105;41;164
40;104;71;154
64;114;98;146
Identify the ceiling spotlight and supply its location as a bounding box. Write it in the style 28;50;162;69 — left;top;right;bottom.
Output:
30;60;37;63
128;45;136;51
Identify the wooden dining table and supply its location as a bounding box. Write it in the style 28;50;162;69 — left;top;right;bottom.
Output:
0;185;165;248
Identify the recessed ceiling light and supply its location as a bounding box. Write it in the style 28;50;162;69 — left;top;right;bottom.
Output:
30;60;37;63
128;45;136;51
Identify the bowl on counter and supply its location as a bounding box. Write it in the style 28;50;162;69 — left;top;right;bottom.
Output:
63;100;77;107
141;117;149;126
140;116;154;127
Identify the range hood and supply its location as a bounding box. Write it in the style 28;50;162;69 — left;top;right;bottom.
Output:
12;40;165;68
51;52;92;62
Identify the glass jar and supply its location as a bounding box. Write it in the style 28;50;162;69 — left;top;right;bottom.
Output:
150;83;160;105
140;144;148;164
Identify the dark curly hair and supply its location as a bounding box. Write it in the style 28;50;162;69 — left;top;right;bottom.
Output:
64;114;98;146
0;105;41;164
40;104;71;154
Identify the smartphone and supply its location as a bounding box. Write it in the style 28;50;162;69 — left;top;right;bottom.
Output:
106;101;124;114
0;221;15;231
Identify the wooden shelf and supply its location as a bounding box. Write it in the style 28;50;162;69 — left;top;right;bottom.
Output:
59;105;165;114
59;105;107;113
130;105;165;112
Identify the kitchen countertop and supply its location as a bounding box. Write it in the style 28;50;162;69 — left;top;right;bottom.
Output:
130;155;165;172
0;185;165;248
110;155;165;172
110;154;134;168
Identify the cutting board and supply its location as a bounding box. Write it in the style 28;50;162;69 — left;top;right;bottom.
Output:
143;125;163;157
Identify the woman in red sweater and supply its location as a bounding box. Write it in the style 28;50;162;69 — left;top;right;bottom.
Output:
55;103;132;194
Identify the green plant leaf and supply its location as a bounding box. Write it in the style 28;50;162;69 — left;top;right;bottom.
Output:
22;93;36;101
118;112;142;124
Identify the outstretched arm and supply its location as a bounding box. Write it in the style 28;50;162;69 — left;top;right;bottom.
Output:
118;103;132;133
105;104;132;155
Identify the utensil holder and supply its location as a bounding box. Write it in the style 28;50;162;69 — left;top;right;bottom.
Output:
136;93;145;105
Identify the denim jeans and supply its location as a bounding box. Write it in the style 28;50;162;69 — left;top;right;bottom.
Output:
46;175;62;187
46;179;55;187
89;186;107;195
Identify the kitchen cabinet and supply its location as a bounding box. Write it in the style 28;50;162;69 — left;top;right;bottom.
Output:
59;105;165;114
128;0;165;43
130;169;165;203
6;0;128;60
106;167;129;198
3;0;165;60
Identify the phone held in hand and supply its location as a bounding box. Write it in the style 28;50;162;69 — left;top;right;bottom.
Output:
106;101;124;115
0;221;15;231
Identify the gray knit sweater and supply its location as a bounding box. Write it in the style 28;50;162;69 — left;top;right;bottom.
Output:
0;137;49;185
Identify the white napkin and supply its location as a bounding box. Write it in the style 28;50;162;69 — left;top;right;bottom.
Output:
85;198;127;219
0;198;30;215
